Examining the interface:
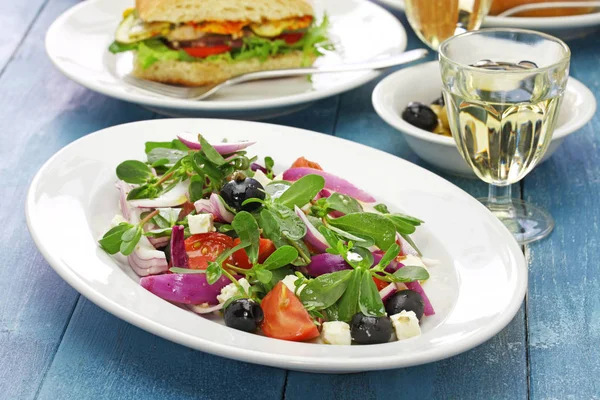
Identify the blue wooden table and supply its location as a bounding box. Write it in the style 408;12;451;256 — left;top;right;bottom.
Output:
2;0;599;398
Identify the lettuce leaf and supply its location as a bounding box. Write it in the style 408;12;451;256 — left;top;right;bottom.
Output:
108;16;332;69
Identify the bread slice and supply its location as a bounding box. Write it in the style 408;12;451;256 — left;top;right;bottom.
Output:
133;51;315;87
136;0;314;24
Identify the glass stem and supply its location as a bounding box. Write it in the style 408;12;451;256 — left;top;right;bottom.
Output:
487;184;516;219
488;184;512;206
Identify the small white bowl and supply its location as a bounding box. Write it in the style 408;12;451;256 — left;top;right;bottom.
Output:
373;61;597;177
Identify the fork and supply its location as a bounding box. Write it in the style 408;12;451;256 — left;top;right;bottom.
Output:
123;48;429;101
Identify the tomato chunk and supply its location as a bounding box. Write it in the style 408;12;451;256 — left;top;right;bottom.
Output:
261;282;320;341
372;276;389;291
184;233;234;269
291;157;323;170
232;238;276;269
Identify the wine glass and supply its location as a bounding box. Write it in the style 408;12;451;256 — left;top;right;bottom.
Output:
404;0;493;50
438;29;570;245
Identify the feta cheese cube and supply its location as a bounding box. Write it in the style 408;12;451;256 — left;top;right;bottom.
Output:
217;278;251;304
391;310;421;341
110;214;128;227
253;169;272;187
281;275;305;295
188;213;215;234
321;321;351;345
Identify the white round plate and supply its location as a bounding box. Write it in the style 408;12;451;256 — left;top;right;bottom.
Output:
373;61;597;177
375;0;600;39
26;119;526;373
45;0;406;120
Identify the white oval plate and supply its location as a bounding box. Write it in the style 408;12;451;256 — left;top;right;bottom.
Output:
26;119;526;373
372;61;597;177
45;0;406;120
376;0;600;39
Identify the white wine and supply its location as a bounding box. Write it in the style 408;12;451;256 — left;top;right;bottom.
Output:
444;61;564;184
404;0;492;50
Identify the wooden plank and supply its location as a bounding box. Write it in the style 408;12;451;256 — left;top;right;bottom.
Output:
0;0;48;72
284;10;528;399
523;32;600;399
0;0;155;398
36;299;286;400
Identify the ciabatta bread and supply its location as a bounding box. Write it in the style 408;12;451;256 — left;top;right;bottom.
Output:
133;51;315;86
136;0;314;23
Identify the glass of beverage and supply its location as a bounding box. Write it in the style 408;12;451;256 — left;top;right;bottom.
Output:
404;0;493;50
439;29;570;244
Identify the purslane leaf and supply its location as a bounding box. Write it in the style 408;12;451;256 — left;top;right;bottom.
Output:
300;270;353;310
116;160;154;184
328;212;396;251
358;269;386;317
232;211;260;264
276;174;325;209
392;266;430;282
98;223;132;254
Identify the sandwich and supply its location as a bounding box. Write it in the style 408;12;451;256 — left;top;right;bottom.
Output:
109;0;331;87
490;0;596;17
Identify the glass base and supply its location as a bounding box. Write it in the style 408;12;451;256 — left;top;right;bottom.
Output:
478;198;554;245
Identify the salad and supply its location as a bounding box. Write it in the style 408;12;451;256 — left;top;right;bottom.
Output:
99;133;435;345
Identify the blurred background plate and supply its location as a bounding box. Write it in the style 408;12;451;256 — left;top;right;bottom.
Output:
375;0;600;39
46;0;406;119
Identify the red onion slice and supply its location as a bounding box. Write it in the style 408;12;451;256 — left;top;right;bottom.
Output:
379;283;397;302
128;236;168;276
282;168;376;203
405;281;435;316
148;236;170;248
397;232;419;257
294;205;328;253
170;225;189;268
209;193;234;223
140;273;232;305
177;132;256;154
115;180;132;221
306;253;351;276
194;199;215;215
251;163;267;173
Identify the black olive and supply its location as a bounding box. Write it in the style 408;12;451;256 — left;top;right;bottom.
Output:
220;172;265;212
350;313;393;345
401;102;438;132
223;299;264;332
385;290;425;320
431;93;445;106
518;60;538;69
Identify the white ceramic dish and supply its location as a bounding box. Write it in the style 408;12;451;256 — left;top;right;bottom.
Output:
376;0;600;39
373;61;597;177
45;0;407;120
26;119;527;373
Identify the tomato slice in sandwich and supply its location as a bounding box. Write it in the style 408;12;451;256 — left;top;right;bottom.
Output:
182;45;232;58
278;33;304;45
